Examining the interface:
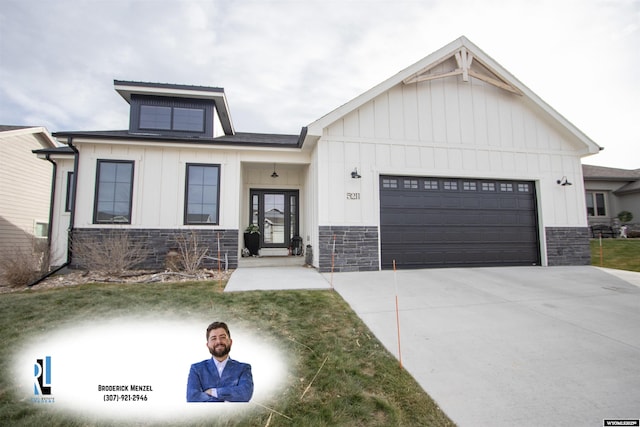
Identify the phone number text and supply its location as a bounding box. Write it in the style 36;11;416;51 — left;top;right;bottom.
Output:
103;394;148;402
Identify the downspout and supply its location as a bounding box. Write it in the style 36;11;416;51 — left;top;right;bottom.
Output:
44;154;57;245
28;137;79;287
66;137;79;265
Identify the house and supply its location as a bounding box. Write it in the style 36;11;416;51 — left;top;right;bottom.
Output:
37;36;602;273
582;164;640;235
0;126;58;262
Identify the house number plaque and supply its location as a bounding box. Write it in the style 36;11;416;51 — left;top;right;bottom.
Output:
346;192;360;200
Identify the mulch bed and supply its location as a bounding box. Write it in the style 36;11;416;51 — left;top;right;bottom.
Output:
0;268;234;294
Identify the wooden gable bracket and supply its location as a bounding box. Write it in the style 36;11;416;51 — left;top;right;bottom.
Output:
403;47;522;95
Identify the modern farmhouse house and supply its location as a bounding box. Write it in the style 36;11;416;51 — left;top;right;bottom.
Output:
36;36;601;272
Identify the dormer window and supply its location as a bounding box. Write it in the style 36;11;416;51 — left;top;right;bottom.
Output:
115;81;234;138
139;105;205;132
129;94;212;136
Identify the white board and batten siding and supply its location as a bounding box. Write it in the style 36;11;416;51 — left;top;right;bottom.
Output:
318;70;589;230
72;142;241;229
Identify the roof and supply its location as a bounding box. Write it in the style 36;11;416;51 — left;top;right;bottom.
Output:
305;36;602;156
32;145;75;155
0;125;32;132
113;80;225;98
582;164;640;180
52;129;303;148
0;125;58;148
113;80;234;135
582;164;640;195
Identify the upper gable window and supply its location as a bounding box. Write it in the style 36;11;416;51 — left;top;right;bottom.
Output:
131;95;211;136
173;107;205;131
139;105;204;132
140;106;171;130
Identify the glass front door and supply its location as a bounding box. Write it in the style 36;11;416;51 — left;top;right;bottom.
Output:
250;189;299;248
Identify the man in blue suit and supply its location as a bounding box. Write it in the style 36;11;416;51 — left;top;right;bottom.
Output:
186;321;254;402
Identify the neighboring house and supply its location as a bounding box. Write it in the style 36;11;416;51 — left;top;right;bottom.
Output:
582;164;640;233
38;36;602;272
0;125;58;262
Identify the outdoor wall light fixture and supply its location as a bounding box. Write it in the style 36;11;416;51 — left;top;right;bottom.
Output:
351;168;361;179
271;163;279;178
556;176;572;186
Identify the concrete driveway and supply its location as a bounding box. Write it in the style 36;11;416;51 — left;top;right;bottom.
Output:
329;266;640;427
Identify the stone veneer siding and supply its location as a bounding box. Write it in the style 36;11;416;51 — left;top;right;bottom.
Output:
545;227;591;266
71;228;238;270
318;226;379;272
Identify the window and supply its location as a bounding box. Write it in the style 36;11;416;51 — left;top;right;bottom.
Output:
185;164;220;224
463;181;477;191
382;178;398;189
94;160;134;223
403;179;418;189
34;221;49;239
443;181;458;190
65;171;74;212
139;105;204;132
500;183;514;192
518;183;530;192
139;105;171;130
424;180;438;190
586;192;606;216
481;182;495;191
173;107;205;131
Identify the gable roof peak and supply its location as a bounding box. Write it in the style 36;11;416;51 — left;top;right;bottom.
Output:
402;36;521;95
306;36;600;156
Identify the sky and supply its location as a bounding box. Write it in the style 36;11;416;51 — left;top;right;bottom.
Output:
1;0;638;169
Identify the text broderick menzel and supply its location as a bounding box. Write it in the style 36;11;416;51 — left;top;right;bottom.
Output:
98;385;153;391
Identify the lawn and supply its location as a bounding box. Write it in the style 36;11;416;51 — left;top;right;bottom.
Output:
590;238;640;272
0;281;454;427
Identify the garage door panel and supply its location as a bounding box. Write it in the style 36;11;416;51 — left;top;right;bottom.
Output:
380;176;540;269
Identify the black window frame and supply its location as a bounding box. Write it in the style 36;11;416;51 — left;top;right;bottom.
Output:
184;163;221;225
139;105;172;130
93;159;135;224
65;171;74;212
382;178;398;189
139;104;205;133
586;191;607;217
130;95;212;137
403;179;419;189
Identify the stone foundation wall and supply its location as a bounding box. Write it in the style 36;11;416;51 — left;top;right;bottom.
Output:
318;226;379;272
71;228;238;270
545;227;591;266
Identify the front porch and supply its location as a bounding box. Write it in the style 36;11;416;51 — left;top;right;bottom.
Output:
237;253;306;268
240;160;311;266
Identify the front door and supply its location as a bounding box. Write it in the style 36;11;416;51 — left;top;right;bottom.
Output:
250;189;299;248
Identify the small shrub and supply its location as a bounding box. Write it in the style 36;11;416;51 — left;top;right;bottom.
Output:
628;230;640;238
172;231;209;274
72;230;150;274
0;239;49;287
618;211;633;223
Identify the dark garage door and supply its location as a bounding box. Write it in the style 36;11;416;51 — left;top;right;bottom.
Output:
380;176;540;269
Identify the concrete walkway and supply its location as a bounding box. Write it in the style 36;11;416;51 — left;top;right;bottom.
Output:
225;265;331;291
225;265;640;426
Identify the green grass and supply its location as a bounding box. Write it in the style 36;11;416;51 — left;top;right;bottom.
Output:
590;238;640;272
0;281;454;427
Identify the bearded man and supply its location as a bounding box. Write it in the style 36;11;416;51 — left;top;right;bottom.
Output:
186;321;254;402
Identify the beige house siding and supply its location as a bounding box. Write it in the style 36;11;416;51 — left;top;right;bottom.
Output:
0;127;56;262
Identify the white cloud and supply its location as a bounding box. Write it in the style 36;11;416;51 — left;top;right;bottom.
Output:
1;0;638;168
